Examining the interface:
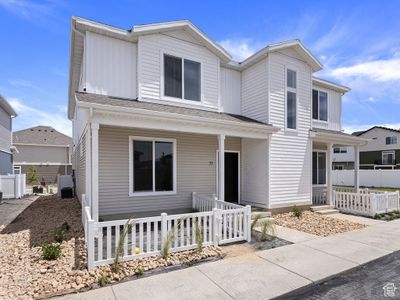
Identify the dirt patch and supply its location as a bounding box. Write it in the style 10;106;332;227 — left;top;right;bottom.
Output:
0;196;223;299
274;211;367;236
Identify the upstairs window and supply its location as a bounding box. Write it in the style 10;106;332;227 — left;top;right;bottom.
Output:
312;89;328;121
164;54;201;101
286;68;297;129
333;147;347;154
386;136;397;145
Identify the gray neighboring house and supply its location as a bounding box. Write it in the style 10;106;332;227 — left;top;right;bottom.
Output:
0;95;17;175
13;126;72;184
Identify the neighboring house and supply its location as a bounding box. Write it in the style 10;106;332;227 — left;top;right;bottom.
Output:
332;146;355;170
0;95;17;175
69;17;367;221
13;126;72;184
333;126;400;170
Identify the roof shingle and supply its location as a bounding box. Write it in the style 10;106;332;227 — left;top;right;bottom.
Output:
13;126;72;146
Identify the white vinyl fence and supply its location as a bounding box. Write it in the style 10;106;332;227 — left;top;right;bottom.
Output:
82;193;251;270
0;174;26;199
333;190;399;217
333;169;400;188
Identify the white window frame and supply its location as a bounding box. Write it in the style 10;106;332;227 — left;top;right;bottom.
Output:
129;136;177;197
285;66;298;131
313;150;327;186
382;150;395;165
13;165;21;175
386;136;397;145
161;52;203;103
333;164;344;170
312;89;329;122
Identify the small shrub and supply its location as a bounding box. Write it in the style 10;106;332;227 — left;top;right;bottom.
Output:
291;205;303;219
98;276;109;287
194;218;203;253
135;268;144;276
42;242;61;260
54;228;66;243
162;218;184;259
251;214;262;232
113;219;134;273
61;222;71;232
259;219;275;242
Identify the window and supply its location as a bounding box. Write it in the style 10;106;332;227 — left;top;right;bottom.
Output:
130;137;176;196
13;166;21;175
386;136;397;145
286;69;297;129
382;151;395;165
312;89;328;121
333;165;344;170
164;54;201;101
313;151;326;185
333;147;347;154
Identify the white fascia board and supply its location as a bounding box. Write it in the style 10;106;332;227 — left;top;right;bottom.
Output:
14;162;72;166
77;101;278;139
312;77;350;93
310;130;369;146
12;143;70;148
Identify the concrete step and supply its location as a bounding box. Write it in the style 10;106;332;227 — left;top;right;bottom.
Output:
315;209;339;215
310;205;335;212
251;211;272;219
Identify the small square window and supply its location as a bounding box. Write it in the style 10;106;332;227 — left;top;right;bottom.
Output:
287;69;296;89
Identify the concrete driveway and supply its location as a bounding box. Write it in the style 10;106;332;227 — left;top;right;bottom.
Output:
0;195;38;226
58;219;400;300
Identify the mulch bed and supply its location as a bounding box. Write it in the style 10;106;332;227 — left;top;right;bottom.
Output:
274;211;367;236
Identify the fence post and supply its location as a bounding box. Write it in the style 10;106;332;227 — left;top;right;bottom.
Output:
397;191;400;210
87;219;95;271
161;213;168;250
212;193;218;209
212;208;219;246
370;193;376;217
332;190;336;208
245;205;251;242
384;192;389;213
192;192;196;210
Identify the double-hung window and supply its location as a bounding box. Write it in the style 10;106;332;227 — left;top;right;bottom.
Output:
312;89;328;121
130;137;176;196
164;54;201;101
286;69;297;129
313;151;326;185
386;136;397;145
382;151;395;165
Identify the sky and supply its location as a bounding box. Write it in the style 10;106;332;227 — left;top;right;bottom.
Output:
1;0;400;136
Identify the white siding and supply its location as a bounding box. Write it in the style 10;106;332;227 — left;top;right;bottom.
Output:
85;31;137;99
312;84;342;131
241;138;268;206
268;51;313;208
138;31;220;110
98;126;240;216
220;67;241;114
359;128;400;152
241;58;268;123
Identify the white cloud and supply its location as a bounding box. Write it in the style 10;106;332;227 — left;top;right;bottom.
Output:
330;58;400;82
9;98;71;136
343;123;400;134
0;0;51;19
218;39;258;61
313;21;348;52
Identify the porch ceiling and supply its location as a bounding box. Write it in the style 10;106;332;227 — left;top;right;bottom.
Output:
76;92;279;139
310;128;369;146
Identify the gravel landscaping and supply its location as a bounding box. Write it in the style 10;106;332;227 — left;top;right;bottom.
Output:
274;211;367;236
0;195;223;299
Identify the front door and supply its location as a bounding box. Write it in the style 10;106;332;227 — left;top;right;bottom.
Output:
224;152;239;203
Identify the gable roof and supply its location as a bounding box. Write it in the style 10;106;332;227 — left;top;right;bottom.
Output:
312;77;350;93
352;126;400;137
13;126;72;146
0;95;17;117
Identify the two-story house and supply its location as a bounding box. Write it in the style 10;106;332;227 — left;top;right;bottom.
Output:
0;95;17;175
333;126;400;170
69;17;367;221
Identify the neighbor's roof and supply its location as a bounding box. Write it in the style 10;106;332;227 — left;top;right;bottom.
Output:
352;126;400;136
0;95;17;117
13;126;72;146
75;92;276;128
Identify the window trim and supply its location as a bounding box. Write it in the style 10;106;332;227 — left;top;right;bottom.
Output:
13;165;21;175
382;150;395;165
313;150;327;186
128;136;177;197
312;88;329;123
386;136;398;145
161;52;203;103
285;66;298;131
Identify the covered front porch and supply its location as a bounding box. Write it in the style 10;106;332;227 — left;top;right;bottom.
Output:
310;128;368;206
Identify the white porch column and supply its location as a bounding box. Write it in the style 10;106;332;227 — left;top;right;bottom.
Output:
327;143;333;206
91;122;99;222
354;145;360;193
218;134;225;201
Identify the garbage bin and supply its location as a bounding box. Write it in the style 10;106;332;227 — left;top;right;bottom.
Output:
0;191;3;204
61;187;73;199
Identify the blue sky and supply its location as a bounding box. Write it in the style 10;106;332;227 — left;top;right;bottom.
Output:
1;0;400;136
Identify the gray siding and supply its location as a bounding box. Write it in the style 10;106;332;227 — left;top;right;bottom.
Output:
0;106;11;131
14;145;70;164
0;150;12;175
75;131;86;200
18;164;71;184
98;125;240;217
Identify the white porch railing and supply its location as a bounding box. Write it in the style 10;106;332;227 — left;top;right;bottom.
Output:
312;186;327;205
0;174;26;199
333;190;399;217
82;193;251;270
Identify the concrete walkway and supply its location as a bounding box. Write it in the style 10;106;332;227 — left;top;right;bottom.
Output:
0;195;39;226
58;218;400;300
